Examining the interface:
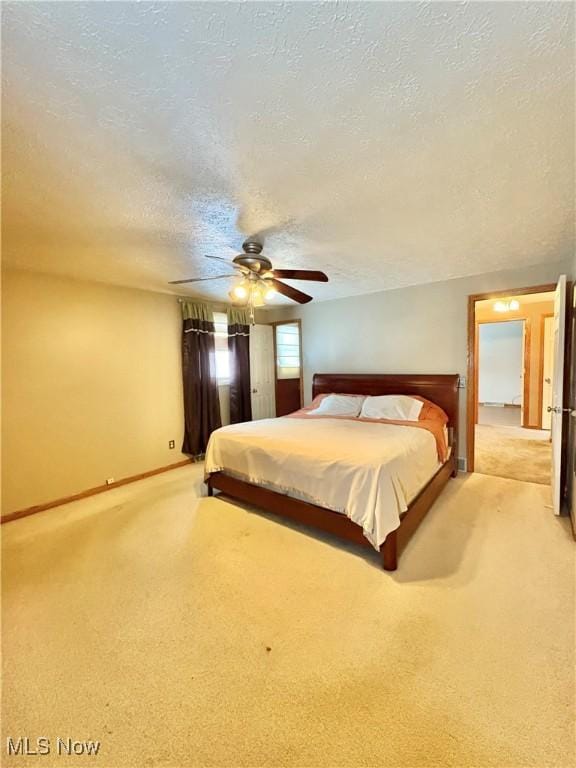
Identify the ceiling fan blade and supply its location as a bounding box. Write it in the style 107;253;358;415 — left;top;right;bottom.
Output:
204;254;234;265
205;254;249;274
168;274;236;285
269;278;313;304
272;269;328;282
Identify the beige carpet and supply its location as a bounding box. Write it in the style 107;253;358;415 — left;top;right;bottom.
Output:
2;465;574;768
478;404;521;428
475;424;552;485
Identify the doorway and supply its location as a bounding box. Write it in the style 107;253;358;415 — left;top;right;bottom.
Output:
249;324;276;420
477;319;525;428
248;320;304;419
468;285;556;483
272;320;303;416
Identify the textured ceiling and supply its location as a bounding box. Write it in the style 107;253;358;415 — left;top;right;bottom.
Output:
2;2;574;305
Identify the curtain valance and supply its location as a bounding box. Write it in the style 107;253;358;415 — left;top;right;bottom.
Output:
227;307;251;327
180;301;214;323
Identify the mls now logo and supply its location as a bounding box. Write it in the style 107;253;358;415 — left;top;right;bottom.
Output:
6;736;101;756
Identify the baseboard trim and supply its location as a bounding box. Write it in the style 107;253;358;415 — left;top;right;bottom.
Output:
1;458;193;524
478;402;521;409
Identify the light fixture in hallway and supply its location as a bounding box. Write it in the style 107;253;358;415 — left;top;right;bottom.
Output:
493;298;520;312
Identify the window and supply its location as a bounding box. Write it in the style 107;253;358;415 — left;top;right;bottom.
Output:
275;322;301;380
213;312;230;384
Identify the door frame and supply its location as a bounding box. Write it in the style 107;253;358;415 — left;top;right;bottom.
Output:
270;319;304;414
538;312;554;431
467;283;556;473
475;317;528;426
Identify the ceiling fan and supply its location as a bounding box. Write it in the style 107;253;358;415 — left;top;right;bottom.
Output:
169;240;329;313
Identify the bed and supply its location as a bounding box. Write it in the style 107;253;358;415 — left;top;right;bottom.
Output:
205;373;459;570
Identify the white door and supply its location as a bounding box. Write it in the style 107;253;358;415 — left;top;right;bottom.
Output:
249;324;276;420
541;315;554;430
550;275;567;515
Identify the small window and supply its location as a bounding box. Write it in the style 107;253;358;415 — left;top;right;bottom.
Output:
213;312;230;384
276;322;301;380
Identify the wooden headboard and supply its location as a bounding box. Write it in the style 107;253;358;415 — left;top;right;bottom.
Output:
312;373;460;445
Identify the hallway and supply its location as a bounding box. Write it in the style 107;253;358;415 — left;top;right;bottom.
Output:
478;404;521;428
475;423;552;485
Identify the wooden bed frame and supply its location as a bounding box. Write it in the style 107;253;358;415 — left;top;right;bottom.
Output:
206;373;460;571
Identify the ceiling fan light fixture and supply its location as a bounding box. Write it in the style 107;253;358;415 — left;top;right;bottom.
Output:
228;289;245;305
263;281;277;301
229;281;250;305
232;282;248;300
250;283;266;308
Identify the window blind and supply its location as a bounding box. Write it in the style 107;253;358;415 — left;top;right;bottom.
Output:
276;323;300;380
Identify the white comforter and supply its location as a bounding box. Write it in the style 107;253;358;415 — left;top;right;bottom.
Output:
205;417;441;549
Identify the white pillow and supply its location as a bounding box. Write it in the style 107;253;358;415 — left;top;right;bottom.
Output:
306;394;365;417
360;395;423;422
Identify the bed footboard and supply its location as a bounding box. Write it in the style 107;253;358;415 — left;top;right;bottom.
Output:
205;451;455;571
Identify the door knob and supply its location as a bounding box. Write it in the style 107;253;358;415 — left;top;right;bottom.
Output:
547;406;571;414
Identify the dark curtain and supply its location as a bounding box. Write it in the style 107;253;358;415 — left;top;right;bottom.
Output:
181;302;222;456
228;308;252;424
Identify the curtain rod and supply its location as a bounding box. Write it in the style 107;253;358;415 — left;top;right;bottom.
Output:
177;297;230;310
177;297;220;304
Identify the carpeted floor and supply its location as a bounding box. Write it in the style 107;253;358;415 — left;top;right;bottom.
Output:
475;424;552;484
2;464;574;768
478;404;522;428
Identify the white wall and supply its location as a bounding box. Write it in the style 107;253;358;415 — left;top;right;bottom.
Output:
478;321;524;405
261;259;571;462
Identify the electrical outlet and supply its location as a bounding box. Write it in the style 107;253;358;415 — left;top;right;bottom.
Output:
106;478;115;486
457;376;466;389
168;440;175;449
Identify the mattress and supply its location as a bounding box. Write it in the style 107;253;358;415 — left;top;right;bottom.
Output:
205;416;445;550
